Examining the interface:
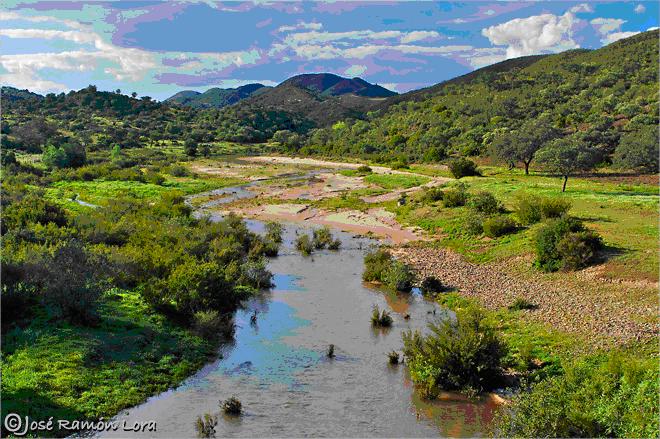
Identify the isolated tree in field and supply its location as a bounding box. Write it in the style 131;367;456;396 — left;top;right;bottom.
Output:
536;136;599;192
613;125;659;172
184;139;198;157
491;116;559;175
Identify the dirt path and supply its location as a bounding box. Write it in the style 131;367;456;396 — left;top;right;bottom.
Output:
392;246;658;346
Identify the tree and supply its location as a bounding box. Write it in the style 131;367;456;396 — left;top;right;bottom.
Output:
42;145;68;169
613;125;659;172
184;139;197;157
536;136;599;192
491;116;559;175
110;144;122;161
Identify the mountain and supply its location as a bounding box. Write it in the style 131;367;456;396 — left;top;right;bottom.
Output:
280;73;396;98
165;83;269;108
302;30;659;162
231;73;397;126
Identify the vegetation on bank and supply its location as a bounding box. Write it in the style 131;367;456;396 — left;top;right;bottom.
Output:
1;150;279;436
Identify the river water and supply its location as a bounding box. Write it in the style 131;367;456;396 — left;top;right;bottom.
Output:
102;182;497;438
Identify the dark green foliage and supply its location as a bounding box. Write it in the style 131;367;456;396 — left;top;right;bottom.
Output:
265;221;283;243
357;165;372;173
535;216;602;272
195;413;217;438
295;234;314;255
613;125;659;172
221;396;242;415
403;306;506;395
192;310;231;340
383;261;414;292
418;186;444;203
508;298;537;311
482;215;518;238
493;352;659;438
468;191;501;215
166;164;191;177
312;226;336;249
420;276;447;294
448;158;480;179
536;136;599;192
464;213;485;235
2;194;68;231
184;139;198;157
371;305;393;327
388;351;400;364
443;183;468;207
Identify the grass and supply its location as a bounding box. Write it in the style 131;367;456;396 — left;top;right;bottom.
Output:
1;289;215;435
364;173;430;189
393;166;658;281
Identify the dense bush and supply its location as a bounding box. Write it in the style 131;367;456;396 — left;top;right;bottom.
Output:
192;310;231;339
363;249;413;292
403;306;506;395
370;305;393;327
493;352;659;438
443;183;469;207
221;396;242;415
194;413;217;438
535;216;602;271
295;234;314;255
448;158;480;179
464;213;484;235
468;191;501;215
356;165;372;173
420;276;447;294
418;186;444;203
363;249;393;282
482;215;518;238
515;194;572;225
312;226;340;250
383;260;414;292
265;221;283;243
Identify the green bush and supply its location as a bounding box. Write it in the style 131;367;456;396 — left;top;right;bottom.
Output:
363;249;393;282
448;158;480;179
265;221;283;243
192;310;231;339
194;413;217;438
295;234;314;255
418;186;444;203
221;396;242;415
464;213;484;235
403;306;506;394
535;216;602;272
357;165;372;173
388;351;400;364
166;164;191;177
312;226;336;249
482;215;518;238
370;305;393;327
468;191;501;215
515;194;571;225
508;298;537;311
383;260;414;292
493;352;659;438
420;276;447;294
443;183;468;207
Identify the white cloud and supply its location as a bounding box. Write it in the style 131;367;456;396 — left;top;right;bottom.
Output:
634;4;646;14
602;31;640;44
569;3;594;14
460;47;507;69
453;18;467;24
481;12;579;58
277;21;323;32
590;17;626;34
484;9;496;16
400;31;439;43
344;64;367;76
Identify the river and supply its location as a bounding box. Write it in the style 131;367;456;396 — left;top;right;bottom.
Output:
102;179;497;438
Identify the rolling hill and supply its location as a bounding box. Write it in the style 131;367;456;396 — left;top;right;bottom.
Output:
164;83;269;108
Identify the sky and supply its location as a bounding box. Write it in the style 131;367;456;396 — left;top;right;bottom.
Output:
1;1;657;100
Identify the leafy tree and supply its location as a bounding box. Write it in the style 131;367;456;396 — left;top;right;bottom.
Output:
613;125;659;172
491;116;559;174
536;136;599;192
42;145;69;169
184;139;198;157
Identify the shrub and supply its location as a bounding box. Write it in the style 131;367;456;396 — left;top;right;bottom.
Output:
448;158;480;179
403;306;506;394
192;310;231;339
464;213;484;235
443;183;468;207
357;165;372;173
327;238;341;250
295;234;314;255
492;352;659;438
419;186;444;203
221;396;242;415
194;413;217;438
482;215;517;238
363;249;392;282
371;305;393;327
508;298;537;311
167;164;191;177
327;344;335;358
539;197;572;219
388;351;400;364
515;194;571;225
535;216;602;272
265;221;283;243
384;261;414;292
468;191;501;215
420;276;447;294
312;226;335;249
240;257;273;289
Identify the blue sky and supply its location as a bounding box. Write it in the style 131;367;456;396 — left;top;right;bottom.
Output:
1;1;657;100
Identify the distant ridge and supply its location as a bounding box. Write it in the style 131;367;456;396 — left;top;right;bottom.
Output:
165;83;269;108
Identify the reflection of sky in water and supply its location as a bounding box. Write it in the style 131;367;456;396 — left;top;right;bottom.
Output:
211;299;319;388
272;273;305;291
